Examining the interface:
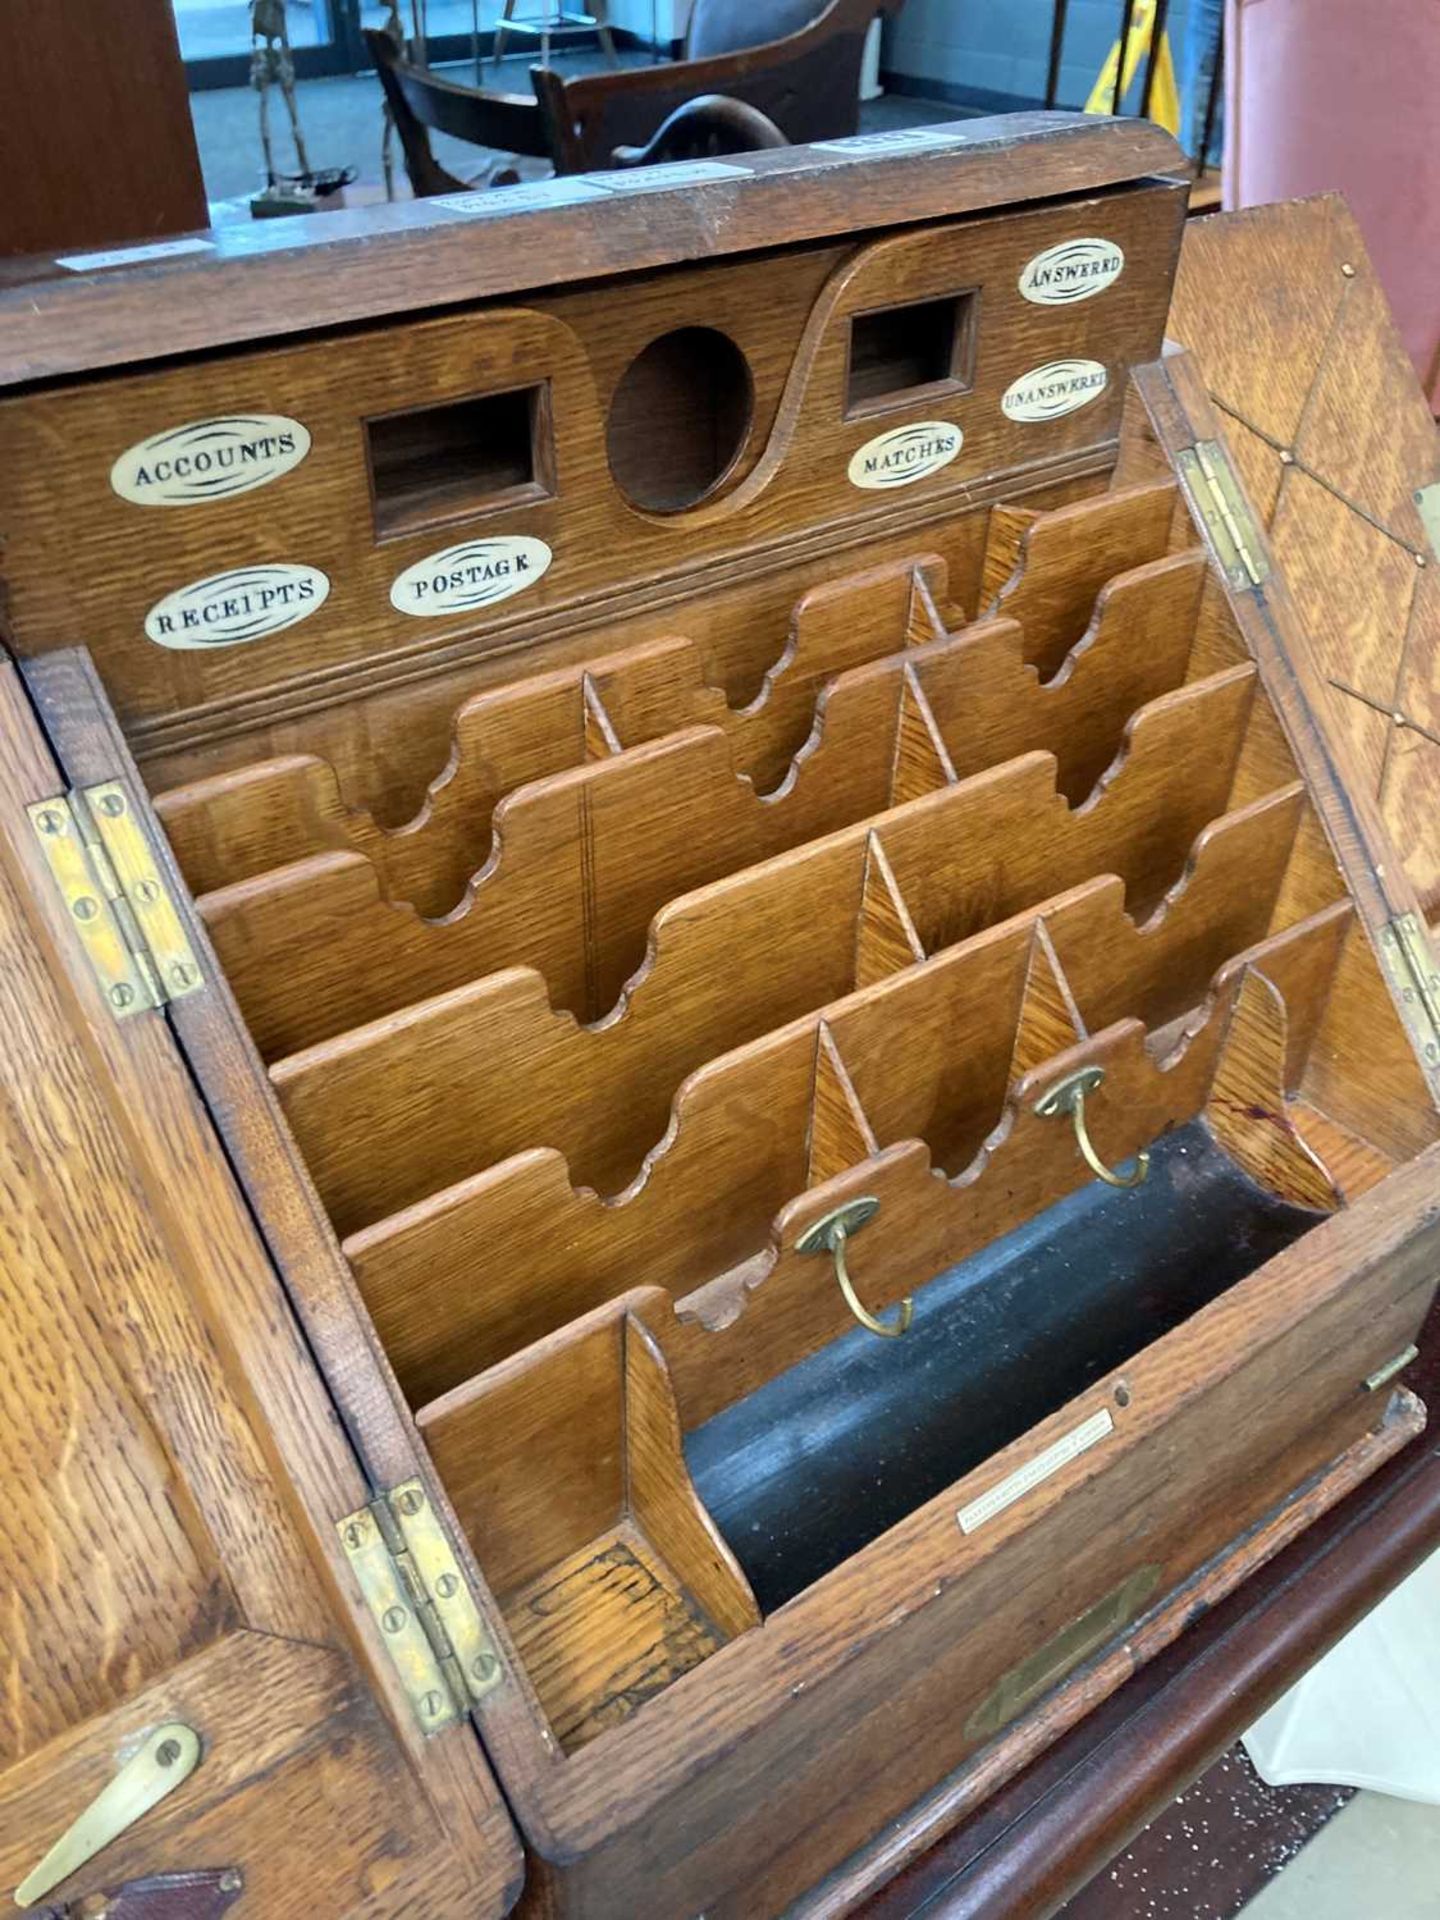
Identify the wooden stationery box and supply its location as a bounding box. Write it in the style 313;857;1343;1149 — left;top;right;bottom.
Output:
1;117;1438;1918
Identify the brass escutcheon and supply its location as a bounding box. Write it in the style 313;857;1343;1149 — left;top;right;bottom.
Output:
796;1196;913;1338
1034;1065;1150;1189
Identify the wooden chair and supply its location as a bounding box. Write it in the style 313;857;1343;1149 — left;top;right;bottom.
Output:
365;28;552;197
536;0;906;175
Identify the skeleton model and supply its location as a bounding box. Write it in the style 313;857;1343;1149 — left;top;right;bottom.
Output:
251;0;311;186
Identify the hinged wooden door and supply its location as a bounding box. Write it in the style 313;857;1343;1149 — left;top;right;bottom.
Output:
1152;196;1440;1099
0;653;521;1915
1166;201;1440;926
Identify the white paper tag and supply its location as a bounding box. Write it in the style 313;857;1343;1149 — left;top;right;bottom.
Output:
430;179;609;216
957;1408;1115;1535
590;160;750;191
812;127;972;156
57;236;215;272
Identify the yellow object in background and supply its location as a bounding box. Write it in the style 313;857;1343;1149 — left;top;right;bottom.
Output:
1085;0;1181;133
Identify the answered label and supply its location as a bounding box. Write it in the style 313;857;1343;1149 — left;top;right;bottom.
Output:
848;420;962;490
1002;358;1109;422
390;535;552;616
957;1409;1115;1535
144;564;329;649
111;414;310;507
57;236;215;272
1019;237;1125;305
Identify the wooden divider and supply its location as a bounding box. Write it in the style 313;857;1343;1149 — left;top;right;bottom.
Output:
157;553;952;909
917;551;1215;800
983;476;1181;677
206;640;1267;1061
350;858;1348;1413
275;766;1314;1237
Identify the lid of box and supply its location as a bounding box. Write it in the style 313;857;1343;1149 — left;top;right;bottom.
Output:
0;112;1183;388
1166;195;1440;921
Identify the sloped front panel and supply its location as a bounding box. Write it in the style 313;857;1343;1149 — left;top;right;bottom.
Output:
1168;196;1440;919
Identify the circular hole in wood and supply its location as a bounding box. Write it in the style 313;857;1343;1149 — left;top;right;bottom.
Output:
607;326;754;513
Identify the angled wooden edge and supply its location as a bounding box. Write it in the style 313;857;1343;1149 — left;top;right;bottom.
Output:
1132;346;1440;1109
0;115;1184;388
848;1396;1440;1920
17;645;539;1895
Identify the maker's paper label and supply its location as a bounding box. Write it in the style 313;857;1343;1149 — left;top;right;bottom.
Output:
1018;237;1125;305
848;420;963;490
144;564;329;649
430;179;608;216
591;160;749;191
1002;358;1108;423
390;535;552;616
957;1408;1115;1535
813;128;972;156
111;415;310;507
57;236;215;272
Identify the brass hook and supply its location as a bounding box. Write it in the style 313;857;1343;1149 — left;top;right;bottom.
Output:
1034;1065;1150;1189
796;1196;913;1338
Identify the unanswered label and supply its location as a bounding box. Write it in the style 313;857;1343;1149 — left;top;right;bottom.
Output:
1002;358;1108;423
813;128;972;156
430;179;609;216
390;534;552;616
1018;237;1125;305
957;1408;1115;1535
57;236;215;272
111;415;310;506
848;420;963;490
144;563;329;649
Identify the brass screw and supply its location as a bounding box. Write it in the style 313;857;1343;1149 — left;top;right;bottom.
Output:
396;1487;424;1517
34;807;66;836
133;878;160;905
342;1519;367;1550
420;1690;446;1720
72;895;99;922
97;792;125;817
381;1605;407;1634
155;1738;182;1767
109;983;136;1011
170;960;199;990
435;1572;459;1599
472;1653;500;1684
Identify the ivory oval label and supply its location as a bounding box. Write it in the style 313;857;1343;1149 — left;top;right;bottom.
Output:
1002;359;1109;423
389;535;553;616
1018;237;1125;305
848;421;963;491
112;414;310;506
144;564;329;648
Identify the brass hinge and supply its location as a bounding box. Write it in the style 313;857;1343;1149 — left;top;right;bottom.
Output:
29;780;203;1018
1379;912;1440;1075
338;1478;504;1736
1177;438;1270;590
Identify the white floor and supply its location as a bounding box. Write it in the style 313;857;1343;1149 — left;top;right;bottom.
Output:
1241;1792;1440;1919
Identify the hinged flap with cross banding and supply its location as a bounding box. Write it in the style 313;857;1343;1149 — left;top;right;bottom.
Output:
1167;195;1440;928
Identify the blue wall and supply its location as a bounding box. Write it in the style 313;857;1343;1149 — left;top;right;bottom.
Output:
882;0;1198;116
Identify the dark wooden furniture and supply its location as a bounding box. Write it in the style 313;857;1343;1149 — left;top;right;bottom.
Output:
366;28;554;196
0;0;207;256
536;0;905;173
0;122;1437;1919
